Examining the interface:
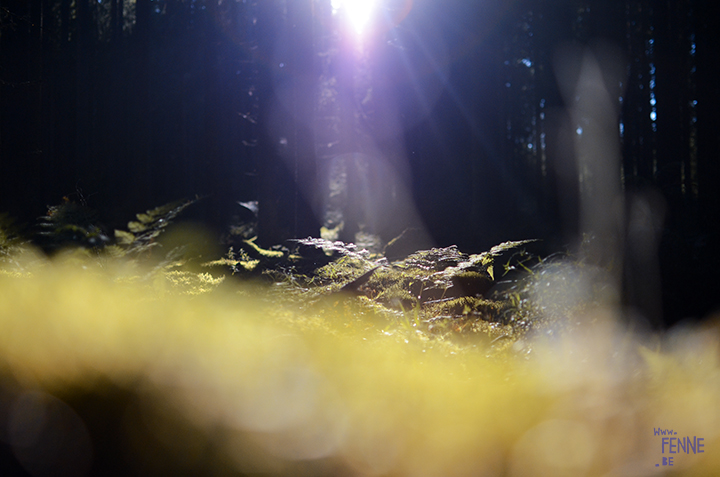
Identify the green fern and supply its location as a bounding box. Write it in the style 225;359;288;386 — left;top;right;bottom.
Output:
35;198;110;252
113;198;198;256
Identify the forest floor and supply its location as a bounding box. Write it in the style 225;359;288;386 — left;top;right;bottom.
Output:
0;199;719;476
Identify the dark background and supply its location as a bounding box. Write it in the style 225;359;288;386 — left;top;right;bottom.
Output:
1;0;718;325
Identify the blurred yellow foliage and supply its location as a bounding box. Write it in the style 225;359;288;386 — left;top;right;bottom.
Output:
0;248;718;476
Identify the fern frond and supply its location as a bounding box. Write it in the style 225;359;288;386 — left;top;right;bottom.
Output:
114;198;198;255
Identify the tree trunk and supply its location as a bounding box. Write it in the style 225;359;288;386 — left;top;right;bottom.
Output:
256;0;319;245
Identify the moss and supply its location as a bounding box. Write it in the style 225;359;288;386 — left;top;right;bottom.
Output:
161;270;226;295
241;237;285;259
203;247;261;274
425;296;504;319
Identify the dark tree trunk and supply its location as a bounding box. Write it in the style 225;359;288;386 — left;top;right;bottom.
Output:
75;0;93;178
131;0;152;207
256;0;319;245
695;1;720;215
111;0;122;43
286;0;320;239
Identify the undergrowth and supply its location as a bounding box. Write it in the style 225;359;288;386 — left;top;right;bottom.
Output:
0;198;718;476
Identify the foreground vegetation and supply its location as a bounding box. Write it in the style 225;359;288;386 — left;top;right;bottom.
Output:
0;200;718;476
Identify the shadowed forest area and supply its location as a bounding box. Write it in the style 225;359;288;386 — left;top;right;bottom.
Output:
2;0;719;325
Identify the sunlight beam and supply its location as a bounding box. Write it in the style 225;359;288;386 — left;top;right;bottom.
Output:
332;0;379;36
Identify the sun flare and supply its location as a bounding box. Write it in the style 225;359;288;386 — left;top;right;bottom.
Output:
332;0;379;35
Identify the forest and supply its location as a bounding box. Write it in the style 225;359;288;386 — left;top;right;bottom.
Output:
1;0;719;321
2;1;720;475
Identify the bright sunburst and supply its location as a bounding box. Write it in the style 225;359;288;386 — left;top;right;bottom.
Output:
332;0;379;35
